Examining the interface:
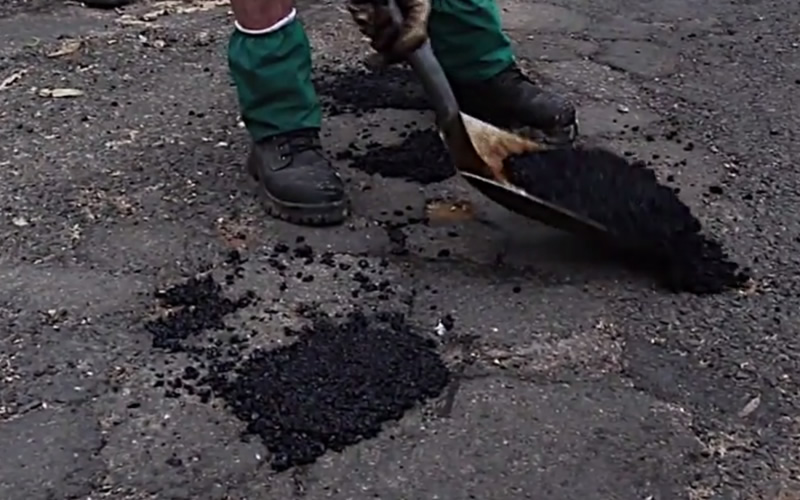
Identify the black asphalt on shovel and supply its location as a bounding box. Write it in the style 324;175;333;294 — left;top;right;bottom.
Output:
382;0;611;240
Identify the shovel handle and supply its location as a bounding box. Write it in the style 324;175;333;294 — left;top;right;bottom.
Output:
384;0;461;128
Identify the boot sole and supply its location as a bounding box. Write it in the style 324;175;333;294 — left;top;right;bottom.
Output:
247;159;350;227
260;189;350;226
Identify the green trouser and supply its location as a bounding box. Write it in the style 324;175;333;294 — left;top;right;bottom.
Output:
229;0;514;141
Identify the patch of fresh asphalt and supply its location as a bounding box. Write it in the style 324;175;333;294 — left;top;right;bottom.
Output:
1;0;799;499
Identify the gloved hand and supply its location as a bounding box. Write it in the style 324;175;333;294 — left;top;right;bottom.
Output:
347;0;431;63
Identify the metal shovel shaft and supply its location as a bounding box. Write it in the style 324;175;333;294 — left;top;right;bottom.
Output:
383;1;459;127
383;0;488;174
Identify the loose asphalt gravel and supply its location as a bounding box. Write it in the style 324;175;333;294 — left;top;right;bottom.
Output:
1;0;800;499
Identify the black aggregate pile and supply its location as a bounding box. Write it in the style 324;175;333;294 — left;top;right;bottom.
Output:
345;130;455;184
503;147;750;294
145;274;254;351
144;258;449;472
315;66;429;115
203;311;450;471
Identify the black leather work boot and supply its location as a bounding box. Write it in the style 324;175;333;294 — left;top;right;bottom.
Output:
247;129;349;226
452;62;578;146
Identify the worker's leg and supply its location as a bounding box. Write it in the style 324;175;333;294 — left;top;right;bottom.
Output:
428;0;577;144
228;0;348;225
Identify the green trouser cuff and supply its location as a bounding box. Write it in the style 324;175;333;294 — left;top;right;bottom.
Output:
428;0;515;82
228;20;321;142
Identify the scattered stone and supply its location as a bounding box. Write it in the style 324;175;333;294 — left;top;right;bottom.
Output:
204;312;450;471
144;268;448;472
315;66;428;115
146;275;254;351
346;130;455;184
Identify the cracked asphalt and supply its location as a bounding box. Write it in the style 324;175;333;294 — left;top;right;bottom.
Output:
1;0;800;499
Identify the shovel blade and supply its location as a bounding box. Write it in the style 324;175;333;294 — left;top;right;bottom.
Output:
439;112;546;181
438;111;610;242
460;172;611;240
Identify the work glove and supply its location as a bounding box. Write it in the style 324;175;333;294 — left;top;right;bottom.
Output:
347;0;431;64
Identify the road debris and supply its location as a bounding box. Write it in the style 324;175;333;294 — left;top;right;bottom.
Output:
46;40;82;58
11;216;29;227
38;88;85;98
738;395;761;418
0;70;26;91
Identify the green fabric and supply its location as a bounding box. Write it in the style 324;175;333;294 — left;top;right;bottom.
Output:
429;0;514;82
227;0;515;140
228;19;321;141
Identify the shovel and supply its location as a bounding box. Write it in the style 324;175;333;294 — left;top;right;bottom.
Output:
383;0;611;240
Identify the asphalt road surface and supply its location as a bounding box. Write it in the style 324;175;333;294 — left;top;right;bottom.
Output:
2;0;800;499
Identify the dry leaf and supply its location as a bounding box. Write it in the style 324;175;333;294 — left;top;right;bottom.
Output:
47;40;82;58
425;199;475;224
39;88;85;98
173;0;228;14
738;395;761;418
115;15;154;27
141;9;167;21
0;70;26;91
11;216;29;227
139;0;228;19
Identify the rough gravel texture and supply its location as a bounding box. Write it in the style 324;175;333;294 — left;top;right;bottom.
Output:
2;0;800;499
315;65;429;115
146;273;255;350
209;311;450;471
341;129;455;184
144;271;449;472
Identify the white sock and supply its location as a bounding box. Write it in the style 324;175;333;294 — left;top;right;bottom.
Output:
235;8;297;35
